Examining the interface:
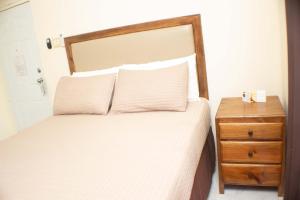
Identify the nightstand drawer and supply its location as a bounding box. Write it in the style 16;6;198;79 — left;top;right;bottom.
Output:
221;141;282;163
219;123;283;140
222;163;281;186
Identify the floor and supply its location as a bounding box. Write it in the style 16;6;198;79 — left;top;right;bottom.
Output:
207;171;284;200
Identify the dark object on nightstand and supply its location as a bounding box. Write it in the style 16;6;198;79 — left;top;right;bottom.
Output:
215;96;285;196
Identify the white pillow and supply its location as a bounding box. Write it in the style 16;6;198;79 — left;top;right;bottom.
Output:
72;66;121;77
72;54;199;101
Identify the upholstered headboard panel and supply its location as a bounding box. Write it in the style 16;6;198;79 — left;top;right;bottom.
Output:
64;15;209;99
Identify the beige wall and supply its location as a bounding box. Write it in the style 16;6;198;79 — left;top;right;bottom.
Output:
29;0;288;130
0;0;16;8
279;1;289;111
0;0;28;11
0;70;16;139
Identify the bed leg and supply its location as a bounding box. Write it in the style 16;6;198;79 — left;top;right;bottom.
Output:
219;182;224;194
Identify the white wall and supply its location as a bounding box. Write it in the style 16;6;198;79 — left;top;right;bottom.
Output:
29;0;288;131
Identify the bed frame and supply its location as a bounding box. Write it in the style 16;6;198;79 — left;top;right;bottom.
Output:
64;14;209;99
64;14;215;200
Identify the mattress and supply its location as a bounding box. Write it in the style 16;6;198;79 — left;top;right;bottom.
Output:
0;99;210;200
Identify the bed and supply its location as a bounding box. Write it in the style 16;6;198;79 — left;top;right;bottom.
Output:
0;15;215;200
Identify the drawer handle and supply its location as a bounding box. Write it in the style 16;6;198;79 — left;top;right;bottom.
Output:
248;151;254;158
248;173;261;184
248;130;254;137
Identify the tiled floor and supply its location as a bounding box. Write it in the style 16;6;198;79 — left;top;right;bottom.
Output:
207;172;284;200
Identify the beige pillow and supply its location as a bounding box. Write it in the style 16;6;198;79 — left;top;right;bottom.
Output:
53;74;115;115
111;62;188;113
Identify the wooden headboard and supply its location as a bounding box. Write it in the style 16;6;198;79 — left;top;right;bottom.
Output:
64;14;209;99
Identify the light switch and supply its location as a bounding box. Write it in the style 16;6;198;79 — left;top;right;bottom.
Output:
51;35;64;48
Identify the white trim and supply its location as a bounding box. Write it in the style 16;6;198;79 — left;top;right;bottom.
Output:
0;0;29;12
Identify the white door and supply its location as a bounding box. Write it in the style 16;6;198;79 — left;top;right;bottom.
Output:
0;2;51;132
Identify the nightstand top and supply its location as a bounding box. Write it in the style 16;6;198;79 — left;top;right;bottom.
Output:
216;96;285;119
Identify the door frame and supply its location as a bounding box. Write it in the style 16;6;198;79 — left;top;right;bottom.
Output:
284;0;300;199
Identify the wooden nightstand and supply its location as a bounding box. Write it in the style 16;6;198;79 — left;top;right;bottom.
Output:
215;96;286;196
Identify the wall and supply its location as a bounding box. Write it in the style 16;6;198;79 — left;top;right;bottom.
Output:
0;70;16;139
29;0;288;131
0;0;28;11
278;1;289;111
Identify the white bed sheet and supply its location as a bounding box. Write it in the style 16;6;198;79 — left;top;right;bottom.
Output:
0;98;210;200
